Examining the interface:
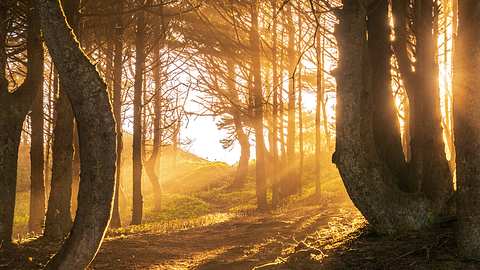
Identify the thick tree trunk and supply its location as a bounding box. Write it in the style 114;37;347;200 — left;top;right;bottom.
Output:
131;3;146;225
37;0;116;268
334;0;444;234
251;0;267;210
44;0;79;239
0;1;43;245
110;0;124;229
454;0;480;259
29;63;46;234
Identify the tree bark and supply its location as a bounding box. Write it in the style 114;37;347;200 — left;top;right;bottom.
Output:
271;0;280;207
44;89;74;239
145;13;165;211
232;115;250;188
37;0;116;268
367;0;409;191
285;3;297;197
334;0;444;234
315;23;323;197
410;0;453;202
110;0;124;229
251;0;267;210
454;0;480;259
225;60;250;189
44;0;79;240
131;2;146;225
0;0;44;245
28;60;46;234
392;0;453;199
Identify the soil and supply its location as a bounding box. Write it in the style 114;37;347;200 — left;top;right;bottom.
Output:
0;203;358;270
4;201;476;270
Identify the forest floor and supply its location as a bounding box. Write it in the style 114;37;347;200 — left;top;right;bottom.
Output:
0;200;361;270
6;153;480;269
4;193;480;269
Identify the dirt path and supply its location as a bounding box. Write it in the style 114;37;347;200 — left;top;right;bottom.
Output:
90;205;354;270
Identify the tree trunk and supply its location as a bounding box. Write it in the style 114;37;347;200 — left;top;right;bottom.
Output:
315;23;323;197
225;60;250;189
410;0;452;201
392;0;453;199
0;0;44;245
251;0;267;210
44;89;74;239
110;0;124;229
271;0;280;207
334;0;445;234
285;3;297;196
145;15;165;211
29;67;46;234
232;115;250;188
131;2;146;225
44;0;79;240
297;6;304;194
368;0;409;191
454;0;480;259
37;0;116;268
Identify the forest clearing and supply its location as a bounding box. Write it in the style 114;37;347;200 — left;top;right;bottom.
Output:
2;0;480;269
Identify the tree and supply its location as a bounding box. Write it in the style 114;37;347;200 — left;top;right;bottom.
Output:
453;0;480;259
333;0;452;234
28;35;46;234
110;0;124;228
285;2;297;197
131;0;147;225
250;0;267;210
44;0;80;239
0;0;44;245
37;0;116;267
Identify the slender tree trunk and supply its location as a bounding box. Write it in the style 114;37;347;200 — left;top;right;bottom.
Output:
271;0;280;207
232;115;250;188
285;3;297;197
251;0;267;210
0;1;43;245
131;2;146;225
44;0;79;240
297;6;304;194
454;0;480;259
110;0;124;229
45;89;74;239
145;13;165;210
29;72;46;234
225;60;250;188
315;24;323;197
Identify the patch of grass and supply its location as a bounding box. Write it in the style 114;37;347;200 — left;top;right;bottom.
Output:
107;212;237;238
143;193;211;223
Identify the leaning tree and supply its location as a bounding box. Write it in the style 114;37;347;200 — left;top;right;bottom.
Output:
36;0;116;268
